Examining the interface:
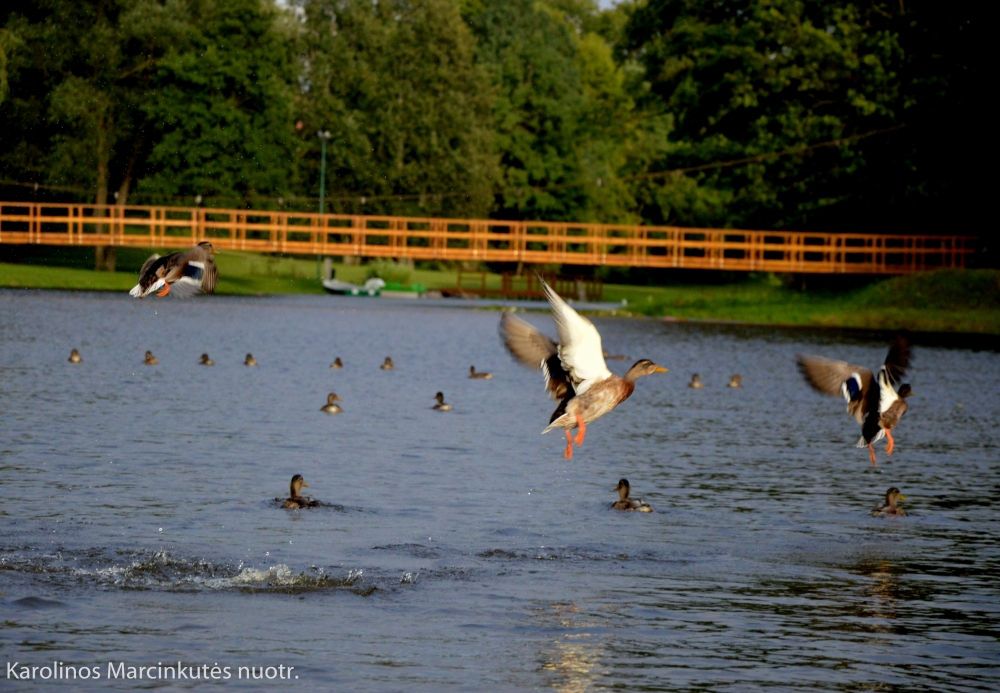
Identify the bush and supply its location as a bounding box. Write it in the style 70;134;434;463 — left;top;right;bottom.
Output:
366;259;412;286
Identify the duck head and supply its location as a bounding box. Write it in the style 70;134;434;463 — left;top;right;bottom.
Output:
199;353;211;364
885;487;907;507
197;241;215;254
613;478;632;501
434;392;446;405
145;351;155;360
327;393;342;405
624;359;668;382
290;474;309;497
898;384;914;398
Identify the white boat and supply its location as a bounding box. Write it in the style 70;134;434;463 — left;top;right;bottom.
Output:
322;277;385;296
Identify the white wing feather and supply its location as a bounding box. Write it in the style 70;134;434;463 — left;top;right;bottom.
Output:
876;367;899;413
542;280;611;394
168;276;204;298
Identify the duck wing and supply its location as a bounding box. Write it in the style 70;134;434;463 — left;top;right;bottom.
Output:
499;312;572;400
163;245;218;298
541;280;611;395
797;356;874;424
129;253;171;297
881;335;911;388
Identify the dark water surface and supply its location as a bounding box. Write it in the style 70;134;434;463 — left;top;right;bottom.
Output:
1;289;998;691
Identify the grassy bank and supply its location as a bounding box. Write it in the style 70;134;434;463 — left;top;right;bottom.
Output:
1;248;997;334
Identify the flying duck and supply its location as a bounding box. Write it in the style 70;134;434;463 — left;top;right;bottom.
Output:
469;366;493;379
198;353;214;366
871;487;908;516
68;349;82;364
432;392;452;411
144;351;158;365
798;336;912;466
244;354;257;367
499;279;667;459
611;479;653;512
381;357;395;370
129;242;218;298
321;393;343;413
331;357;343;369
279;475;322;509
688;374;704;389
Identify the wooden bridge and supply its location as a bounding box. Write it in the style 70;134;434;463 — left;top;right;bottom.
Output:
0;202;976;274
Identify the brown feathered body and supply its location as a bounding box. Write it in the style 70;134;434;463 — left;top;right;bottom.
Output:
130;242;218;299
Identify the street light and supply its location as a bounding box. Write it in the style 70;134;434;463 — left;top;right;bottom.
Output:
317;131;332;214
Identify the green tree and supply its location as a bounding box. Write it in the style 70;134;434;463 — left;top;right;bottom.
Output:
138;0;300;207
297;0;498;218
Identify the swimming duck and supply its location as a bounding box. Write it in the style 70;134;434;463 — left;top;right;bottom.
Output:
244;353;258;367
469;366;493;380
199;353;214;366
321;393;343;413
727;375;742;388
129;242;218;298
432;392;452;411
871;487;908;516
602;350;630;361
688;374;704;389
611;479;653;512
68;349;82;364
499;279;668;459
380;357;395;370
331;357;343;369
144;351;158;365
280;475;322;509
798;336;912;466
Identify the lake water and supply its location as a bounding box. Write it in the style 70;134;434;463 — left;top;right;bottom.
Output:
1;289;998;691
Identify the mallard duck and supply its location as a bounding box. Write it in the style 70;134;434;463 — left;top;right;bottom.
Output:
129;242;218;298
432;392;452;411
688;374;704;389
68;349;82;364
331;357;343;369
199;353;214;366
499;279;668;459
321;393;343;413
144;351;158;365
469;366;493;380
727;375;742;388
798;336;912;466
380;357;395;370
244;353;257;367
871;487;908;516
279;474;322;509
611;479;653;512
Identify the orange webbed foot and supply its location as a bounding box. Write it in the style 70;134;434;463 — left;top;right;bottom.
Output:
564;430;573;459
156;282;171;297
573;414;586;446
868;444;877;467
886;430;895;456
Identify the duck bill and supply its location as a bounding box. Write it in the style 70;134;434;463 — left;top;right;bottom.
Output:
654;366;668;373
898;494;906;501
302;482;309;488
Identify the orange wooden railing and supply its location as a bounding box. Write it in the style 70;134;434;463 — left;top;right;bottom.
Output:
0;202;976;274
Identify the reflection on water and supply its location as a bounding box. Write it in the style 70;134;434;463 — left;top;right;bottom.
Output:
1;290;998;691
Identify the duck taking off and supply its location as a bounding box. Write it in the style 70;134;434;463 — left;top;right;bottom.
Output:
499;279;668;459
129;242;218;298
871;487;908;516
611;479;653;512
797;336;912;466
279;475;322;509
469;366;493;379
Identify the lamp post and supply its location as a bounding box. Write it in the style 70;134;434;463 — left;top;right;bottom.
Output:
317;130;332;214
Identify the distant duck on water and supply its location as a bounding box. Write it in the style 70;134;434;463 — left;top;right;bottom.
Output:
331;357;343;369
244;354;258;367
433;392;452;411
321;393;343;413
688;374;704;389
871;487;908;516
68;349;82;363
611;479;653;512
279;475;322;509
381;357;395;370
728;375;742;388
144;351;158;365
199;353;214;366
469;366;492;379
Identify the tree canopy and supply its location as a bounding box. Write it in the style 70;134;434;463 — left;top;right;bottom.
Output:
0;0;986;237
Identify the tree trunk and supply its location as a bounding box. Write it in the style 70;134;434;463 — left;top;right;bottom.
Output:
94;117;116;271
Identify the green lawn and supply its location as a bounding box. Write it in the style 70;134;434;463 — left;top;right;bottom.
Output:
1;250;997;334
